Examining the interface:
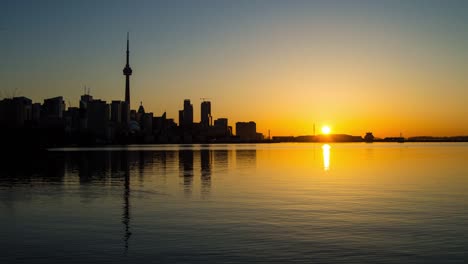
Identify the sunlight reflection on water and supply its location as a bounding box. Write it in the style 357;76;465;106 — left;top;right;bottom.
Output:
322;144;331;171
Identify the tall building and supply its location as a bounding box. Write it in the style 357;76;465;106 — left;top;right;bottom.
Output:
236;121;258;141
182;99;193;128
32;103;41;124
200;101;211;127
0;97;32;127
140;104;153;138
214;118;232;137
137;101;145;122
42;96;65;120
214;118;228;129
121;102;130;125
87;99;110;139
111;101;123;123
80;94;93;108
178;110;184;126
123;32;133;109
64;107;80;133
79;94;93;130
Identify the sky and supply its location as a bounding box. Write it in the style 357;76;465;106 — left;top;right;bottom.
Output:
2;0;468;137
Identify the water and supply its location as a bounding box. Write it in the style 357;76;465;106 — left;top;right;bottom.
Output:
1;143;467;263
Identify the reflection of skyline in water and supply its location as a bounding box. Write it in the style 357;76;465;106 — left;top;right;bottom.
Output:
179;150;194;196
0;147;260;199
0;147;259;185
0;147;255;252
176;149;218;198
214;149;229;171
235;149;256;168
1;144;468;263
200;149;212;198
0;151;66;185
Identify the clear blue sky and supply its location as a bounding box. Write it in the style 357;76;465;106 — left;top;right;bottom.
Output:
2;0;468;136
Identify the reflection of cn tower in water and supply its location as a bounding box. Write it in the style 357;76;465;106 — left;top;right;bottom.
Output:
122;153;131;252
322;144;331;171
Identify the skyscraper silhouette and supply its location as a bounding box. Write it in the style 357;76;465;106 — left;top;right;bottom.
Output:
123;33;132;108
201;101;211;127
182;99;193;128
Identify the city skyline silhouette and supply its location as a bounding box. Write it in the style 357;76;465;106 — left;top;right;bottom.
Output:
1;32;467;146
2;3;468;262
2;3;468;263
2;1;468;138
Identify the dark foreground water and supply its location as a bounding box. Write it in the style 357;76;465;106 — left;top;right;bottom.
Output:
1;143;467;263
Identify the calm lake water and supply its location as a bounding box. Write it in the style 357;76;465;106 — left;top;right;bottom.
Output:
1;143;467;263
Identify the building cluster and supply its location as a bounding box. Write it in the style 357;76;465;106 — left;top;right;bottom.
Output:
0;35;263;146
0;94;265;145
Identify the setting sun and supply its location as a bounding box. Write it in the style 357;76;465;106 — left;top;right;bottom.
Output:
322;126;331;135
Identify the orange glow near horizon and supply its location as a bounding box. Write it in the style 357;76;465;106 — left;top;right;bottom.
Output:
4;2;468;138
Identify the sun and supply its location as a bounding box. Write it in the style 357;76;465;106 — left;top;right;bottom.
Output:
321;125;331;135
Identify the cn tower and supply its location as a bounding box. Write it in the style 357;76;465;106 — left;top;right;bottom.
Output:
123;32;132;108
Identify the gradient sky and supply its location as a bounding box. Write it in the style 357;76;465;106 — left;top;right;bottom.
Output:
2;0;468;137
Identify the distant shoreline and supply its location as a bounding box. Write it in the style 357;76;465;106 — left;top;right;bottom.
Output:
4;135;468;152
42;139;468;151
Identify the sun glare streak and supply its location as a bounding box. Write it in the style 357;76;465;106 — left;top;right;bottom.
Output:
322;144;330;171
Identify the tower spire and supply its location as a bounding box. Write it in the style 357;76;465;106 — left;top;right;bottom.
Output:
123;32;132;108
126;32;129;66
